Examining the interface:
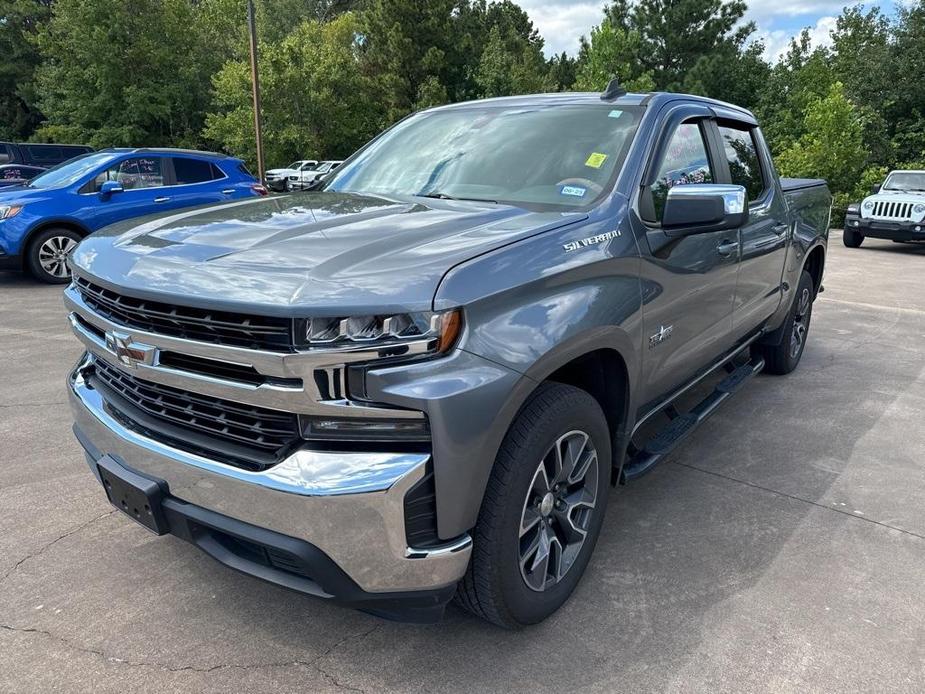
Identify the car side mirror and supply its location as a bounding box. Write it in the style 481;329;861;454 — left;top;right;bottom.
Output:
661;184;748;236
99;180;124;198
870;183;881;194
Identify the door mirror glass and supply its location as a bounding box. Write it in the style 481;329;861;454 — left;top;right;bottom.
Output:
662;184;748;235
99;180;124;197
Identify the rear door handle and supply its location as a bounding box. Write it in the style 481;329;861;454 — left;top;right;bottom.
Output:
154;196;171;203
772;223;789;235
221;189;235;195
716;240;739;257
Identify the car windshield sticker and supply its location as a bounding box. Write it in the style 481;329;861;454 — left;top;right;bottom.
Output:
608;110;623;118
585;152;608;169
560;185;587;197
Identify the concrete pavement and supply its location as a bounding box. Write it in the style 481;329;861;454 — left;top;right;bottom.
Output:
1;231;923;693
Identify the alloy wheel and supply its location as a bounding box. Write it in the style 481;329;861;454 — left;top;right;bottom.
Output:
38;235;77;279
519;430;599;592
789;287;811;358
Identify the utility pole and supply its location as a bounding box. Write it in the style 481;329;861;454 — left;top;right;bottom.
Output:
247;0;265;183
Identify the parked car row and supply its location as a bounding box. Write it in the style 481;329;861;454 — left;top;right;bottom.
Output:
1;141;94;168
0;148;267;282
286;160;343;190
842;169;925;248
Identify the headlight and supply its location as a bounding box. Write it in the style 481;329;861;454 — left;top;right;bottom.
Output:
914;204;925;214
862;200;874;210
298;309;462;354
0;205;22;220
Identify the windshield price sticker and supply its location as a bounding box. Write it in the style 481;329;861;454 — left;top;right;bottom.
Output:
585;152;608;169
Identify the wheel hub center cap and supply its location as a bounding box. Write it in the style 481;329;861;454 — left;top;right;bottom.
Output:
540;492;555;517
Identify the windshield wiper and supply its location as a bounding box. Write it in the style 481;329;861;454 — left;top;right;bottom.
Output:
418;191;498;204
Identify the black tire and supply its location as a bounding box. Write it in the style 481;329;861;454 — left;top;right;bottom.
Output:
26;227;82;284
843;227;864;248
456;382;611;628
758;270;815;375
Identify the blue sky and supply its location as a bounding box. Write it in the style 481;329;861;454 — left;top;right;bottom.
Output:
518;1;899;61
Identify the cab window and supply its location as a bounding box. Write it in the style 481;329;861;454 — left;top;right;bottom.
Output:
94;157;165;191
650;122;714;221
718;124;765;203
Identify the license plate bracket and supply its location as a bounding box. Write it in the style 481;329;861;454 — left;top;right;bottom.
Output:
97;455;169;535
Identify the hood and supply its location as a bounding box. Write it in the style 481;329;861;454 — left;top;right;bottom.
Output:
265;168;296;176
71;192;585;316
0;184;49;205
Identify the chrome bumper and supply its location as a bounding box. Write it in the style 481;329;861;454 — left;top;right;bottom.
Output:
68;356;471;593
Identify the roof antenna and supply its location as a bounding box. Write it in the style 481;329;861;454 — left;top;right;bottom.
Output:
601;76;626;101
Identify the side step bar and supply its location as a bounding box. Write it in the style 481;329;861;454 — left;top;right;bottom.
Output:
620;357;765;483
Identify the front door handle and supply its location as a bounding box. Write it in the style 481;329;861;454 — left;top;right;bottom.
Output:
716;240;739;257
221;189;235;195
154;196;171;203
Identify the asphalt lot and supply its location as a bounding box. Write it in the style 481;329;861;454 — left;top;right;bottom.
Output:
1;231;923;693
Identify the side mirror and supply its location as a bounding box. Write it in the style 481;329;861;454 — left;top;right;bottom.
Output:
870;183;881;194
99;180;124;198
662;184;748;235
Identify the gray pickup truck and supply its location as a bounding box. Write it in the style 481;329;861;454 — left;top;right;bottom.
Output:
65;86;831;628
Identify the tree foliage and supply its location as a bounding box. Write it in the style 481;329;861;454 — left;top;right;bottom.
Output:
4;0;924;202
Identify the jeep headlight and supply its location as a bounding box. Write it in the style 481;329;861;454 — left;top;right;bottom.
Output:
0;205;22;220
914;203;925;214
862;200;874;210
297;309;462;354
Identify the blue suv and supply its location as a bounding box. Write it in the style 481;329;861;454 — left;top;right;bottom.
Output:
0;148;266;283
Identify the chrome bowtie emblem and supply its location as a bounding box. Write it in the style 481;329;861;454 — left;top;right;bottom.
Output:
648;324;673;349
104;331;156;368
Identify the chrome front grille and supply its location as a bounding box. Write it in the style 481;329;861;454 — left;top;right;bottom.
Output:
871;200;913;220
89;357;300;471
75;275;294;352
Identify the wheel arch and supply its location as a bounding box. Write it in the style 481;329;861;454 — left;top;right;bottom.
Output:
803;243;826;296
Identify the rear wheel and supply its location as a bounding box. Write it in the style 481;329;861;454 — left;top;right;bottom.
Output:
456;383;611;628
758;270;815;375
843;227;864;248
27;227;81;284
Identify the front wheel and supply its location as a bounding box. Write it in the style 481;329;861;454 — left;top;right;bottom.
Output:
456;383;611;628
843;227;864;248
758;270;815;375
27;227;82;284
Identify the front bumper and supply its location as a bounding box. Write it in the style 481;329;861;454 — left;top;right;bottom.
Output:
0;250;20;271
846;214;925;241
68;355;472;613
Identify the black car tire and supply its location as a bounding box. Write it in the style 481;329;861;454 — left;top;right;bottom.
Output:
758;269;815;375
456;382;611;628
26;227;82;284
843;227;864;248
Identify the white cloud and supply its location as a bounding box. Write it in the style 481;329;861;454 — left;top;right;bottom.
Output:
517;0;606;56
752;14;838;62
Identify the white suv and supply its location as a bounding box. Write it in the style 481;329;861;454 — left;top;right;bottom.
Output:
287;160;343;191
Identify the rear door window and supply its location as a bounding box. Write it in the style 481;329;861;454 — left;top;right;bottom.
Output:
717;124;766;203
172;157;220;184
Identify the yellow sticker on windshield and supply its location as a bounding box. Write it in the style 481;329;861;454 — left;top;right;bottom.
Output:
585;152;608;169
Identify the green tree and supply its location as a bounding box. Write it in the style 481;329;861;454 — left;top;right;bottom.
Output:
887;2;925;163
776;82;869;208
573;19;654;92
681;39;770;112
546;52;578;91
33;0;214;147
0;0;53;140
204;12;382;168
474;23;547;97
604;0;751;90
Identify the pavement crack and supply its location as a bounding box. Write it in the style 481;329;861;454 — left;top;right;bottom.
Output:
0;401;67;409
672;461;925;541
0;620;382;686
0;510;116;585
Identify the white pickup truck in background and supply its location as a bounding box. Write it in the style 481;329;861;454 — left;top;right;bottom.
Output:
287;160;344;191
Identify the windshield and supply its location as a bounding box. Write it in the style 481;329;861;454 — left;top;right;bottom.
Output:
27;152;116;189
883;172;925;192
324;103;644;208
